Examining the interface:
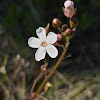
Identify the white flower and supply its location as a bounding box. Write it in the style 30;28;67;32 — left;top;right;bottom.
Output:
28;27;58;61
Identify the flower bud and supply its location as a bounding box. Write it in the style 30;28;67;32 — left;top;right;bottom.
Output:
52;18;62;28
62;24;68;31
62;28;72;36
63;0;75;18
72;27;76;32
70;17;79;28
57;34;66;44
44;82;52;92
45;23;50;35
41;63;48;72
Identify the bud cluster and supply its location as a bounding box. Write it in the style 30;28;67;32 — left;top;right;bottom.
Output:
51;0;79;43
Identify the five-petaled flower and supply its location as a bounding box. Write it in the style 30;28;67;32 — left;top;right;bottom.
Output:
28;27;58;61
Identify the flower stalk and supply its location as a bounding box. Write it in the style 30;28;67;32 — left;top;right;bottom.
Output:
31;42;69;99
29;72;43;100
28;0;78;99
0;46;10;74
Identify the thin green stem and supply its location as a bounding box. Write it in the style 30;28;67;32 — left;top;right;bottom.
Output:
1;46;10;69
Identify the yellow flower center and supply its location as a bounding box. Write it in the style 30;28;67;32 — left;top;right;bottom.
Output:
42;42;48;47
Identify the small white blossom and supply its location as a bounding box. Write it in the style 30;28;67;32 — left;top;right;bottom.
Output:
28;27;58;61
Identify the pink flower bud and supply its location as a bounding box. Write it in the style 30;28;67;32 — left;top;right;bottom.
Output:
57;34;66;44
62;24;68;31
64;0;75;18
62;28;72;36
57;34;62;41
52;18;62;28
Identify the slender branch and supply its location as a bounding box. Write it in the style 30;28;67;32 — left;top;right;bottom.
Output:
1;46;10;69
36;94;48;100
0;46;10;74
63;54;71;59
44;58;48;78
56;43;65;49
29;72;43;100
58;27;63;33
32;42;69;99
44;58;46;64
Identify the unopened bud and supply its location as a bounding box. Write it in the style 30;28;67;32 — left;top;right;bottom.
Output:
62;28;72;36
41;63;48;72
62;24;68;31
72;27;76;32
57;34;66;44
44;82;52;92
52;18;62;28
45;23;50;35
70;17;79;28
63;0;75;18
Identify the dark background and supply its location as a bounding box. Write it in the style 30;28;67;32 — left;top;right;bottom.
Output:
0;0;100;100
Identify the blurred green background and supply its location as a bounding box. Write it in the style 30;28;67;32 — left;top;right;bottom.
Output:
0;0;100;100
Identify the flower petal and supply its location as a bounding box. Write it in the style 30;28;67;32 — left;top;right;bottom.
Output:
64;0;74;8
36;27;46;41
46;32;57;44
28;37;41;48
46;45;58;58
35;46;46;61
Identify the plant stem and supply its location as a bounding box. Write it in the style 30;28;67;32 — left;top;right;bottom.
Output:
58;27;63;33
36;94;48;100
44;58;46;64
56;43;65;49
1;46;10;69
32;42;69;99
29;72;43;100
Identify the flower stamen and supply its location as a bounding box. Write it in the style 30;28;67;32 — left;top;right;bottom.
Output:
42;42;48;47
